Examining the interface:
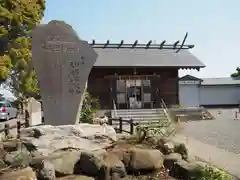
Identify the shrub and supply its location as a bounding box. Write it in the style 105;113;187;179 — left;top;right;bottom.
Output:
79;91;100;124
176;104;184;108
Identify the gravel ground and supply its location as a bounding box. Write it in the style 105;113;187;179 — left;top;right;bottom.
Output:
181;108;240;154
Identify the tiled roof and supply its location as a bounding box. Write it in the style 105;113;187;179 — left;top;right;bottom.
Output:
93;48;205;68
179;75;203;81
179;75;240;85
201;77;240;85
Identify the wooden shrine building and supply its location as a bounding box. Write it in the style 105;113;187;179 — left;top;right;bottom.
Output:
87;34;205;109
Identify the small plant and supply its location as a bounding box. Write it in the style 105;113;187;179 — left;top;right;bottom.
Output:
231;67;240;78
176;104;184;108
174;143;188;160
79;91;100;124
191;166;232;180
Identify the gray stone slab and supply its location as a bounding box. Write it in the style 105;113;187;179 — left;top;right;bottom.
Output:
32;20;98;125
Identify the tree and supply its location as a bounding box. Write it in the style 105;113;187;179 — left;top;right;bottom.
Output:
231;66;240;78
79;91;100;123
0;0;46;99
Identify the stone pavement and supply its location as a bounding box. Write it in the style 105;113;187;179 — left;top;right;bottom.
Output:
181;108;240;154
172;134;240;179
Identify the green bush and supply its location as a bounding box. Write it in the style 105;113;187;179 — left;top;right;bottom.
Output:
231;72;240;78
176;104;184;108
79;91;100;124
191;166;232;180
174;143;188;160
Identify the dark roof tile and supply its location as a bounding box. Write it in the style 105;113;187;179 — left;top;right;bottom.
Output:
93;48;205;68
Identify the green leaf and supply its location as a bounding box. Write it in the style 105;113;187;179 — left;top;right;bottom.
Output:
0;0;45;99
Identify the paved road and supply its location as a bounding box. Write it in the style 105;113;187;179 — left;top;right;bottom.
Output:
173;134;240;179
181;108;240;154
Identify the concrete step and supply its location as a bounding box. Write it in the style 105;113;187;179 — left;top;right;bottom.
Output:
111;108;168;125
112;111;165;117
111;116;167;121
111;118;167;125
115;111;165;116
112;110;165;115
114;108;164;113
112;114;166;119
112;121;162;125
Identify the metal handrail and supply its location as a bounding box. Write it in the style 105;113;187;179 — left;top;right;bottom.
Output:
112;99;119;118
160;98;168;113
160;98;172;122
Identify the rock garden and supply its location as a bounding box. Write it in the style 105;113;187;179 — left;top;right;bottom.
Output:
0;123;233;180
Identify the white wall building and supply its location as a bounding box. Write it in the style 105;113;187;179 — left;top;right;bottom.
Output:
179;75;240;107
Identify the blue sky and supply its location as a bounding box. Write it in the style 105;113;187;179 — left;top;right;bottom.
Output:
1;0;240;97
43;0;240;78
43;0;240;77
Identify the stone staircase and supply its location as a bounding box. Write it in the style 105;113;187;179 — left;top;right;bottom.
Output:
111;108;168;125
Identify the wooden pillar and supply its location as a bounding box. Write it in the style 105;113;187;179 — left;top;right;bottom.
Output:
151;75;161;108
176;70;180;105
110;78;117;109
109;79;113;109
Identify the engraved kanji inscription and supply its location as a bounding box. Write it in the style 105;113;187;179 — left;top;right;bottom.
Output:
68;60;81;95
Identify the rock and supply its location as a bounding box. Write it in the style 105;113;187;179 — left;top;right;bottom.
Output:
53;150;81;176
104;153;126;177
31;149;106;177
2;141;19;152
173;142;188;160
174;159;204;180
57;175;94;180
75;151;105;177
35;160;55;180
145;137;158;145
4;149;32;168
164;153;182;177
158;137;171;144
0;167;37;180
156;139;175;155
111;173;122;180
20;124;117;155
163;141;175;154
30;150;44;158
0;146;6;159
193;160;208;168
98;152;126;180
110;149;131;168
0;159;6;169
127;148;164;172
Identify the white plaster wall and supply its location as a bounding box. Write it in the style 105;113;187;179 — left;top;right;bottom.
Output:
179;84;200;107
199;85;240;105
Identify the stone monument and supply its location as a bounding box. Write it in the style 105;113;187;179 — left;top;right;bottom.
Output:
32;20;98;125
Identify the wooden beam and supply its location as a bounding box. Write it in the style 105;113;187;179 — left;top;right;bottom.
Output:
132;40;138;48
103;40;110;48
117;40;124;49
145;40;152;49
159;40;166;49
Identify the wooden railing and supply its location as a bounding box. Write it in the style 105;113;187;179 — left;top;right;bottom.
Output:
0;110;45;139
108;117;139;135
0;118;30;139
